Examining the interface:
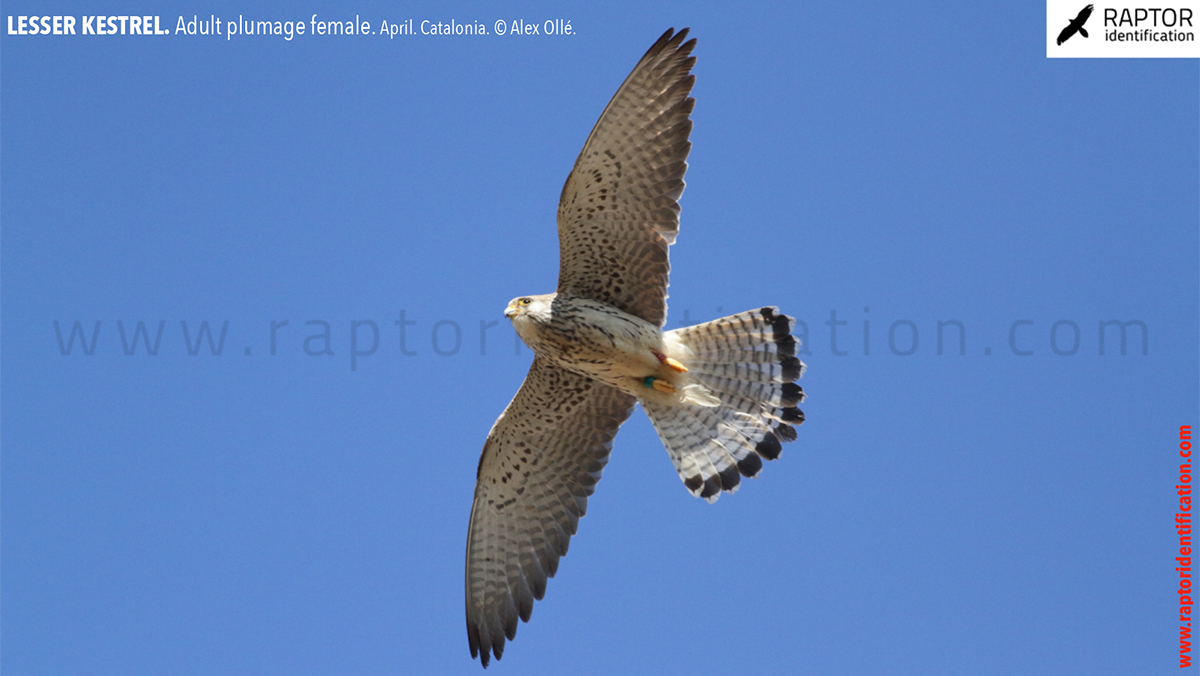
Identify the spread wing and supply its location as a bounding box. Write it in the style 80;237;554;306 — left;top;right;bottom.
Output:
465;358;636;666
556;28;697;328
1056;23;1078;44
1058;4;1093;44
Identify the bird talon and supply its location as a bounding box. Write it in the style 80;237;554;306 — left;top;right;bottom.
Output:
664;357;688;373
643;376;677;394
652;350;689;373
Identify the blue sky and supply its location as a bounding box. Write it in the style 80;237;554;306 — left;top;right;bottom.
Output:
3;2;1197;675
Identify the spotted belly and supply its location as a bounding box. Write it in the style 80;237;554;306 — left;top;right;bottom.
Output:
528;298;670;393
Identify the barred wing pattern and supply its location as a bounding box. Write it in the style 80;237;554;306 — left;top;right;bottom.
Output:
465;358;636;666
556;28;696;328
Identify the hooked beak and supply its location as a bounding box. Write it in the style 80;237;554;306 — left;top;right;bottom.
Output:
504;304;517;319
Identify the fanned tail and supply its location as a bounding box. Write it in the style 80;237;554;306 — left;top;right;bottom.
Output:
641;307;805;502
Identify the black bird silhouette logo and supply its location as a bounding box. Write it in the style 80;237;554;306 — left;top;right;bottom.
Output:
1057;4;1094;45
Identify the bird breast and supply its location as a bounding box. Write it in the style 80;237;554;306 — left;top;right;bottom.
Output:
518;296;665;387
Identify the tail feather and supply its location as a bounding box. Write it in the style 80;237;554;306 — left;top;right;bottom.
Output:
686;372;803;410
643;307;806;502
688;360;801;384
685;347;789;365
643;403;765;501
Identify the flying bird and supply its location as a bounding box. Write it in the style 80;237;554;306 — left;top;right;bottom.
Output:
1057;4;1094;45
464;28;806;667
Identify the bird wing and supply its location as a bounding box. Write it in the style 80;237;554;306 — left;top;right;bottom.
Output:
465;357;636;666
1077;4;1094;22
1056;23;1078;44
555;28;697;328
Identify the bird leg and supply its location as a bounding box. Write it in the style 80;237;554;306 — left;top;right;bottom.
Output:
642;376;676;394
651;349;688;373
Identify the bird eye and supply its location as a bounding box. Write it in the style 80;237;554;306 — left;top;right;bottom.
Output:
520;298;532;306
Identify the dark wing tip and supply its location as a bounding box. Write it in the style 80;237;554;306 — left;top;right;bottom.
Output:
642;28;676;60
467;618;494;667
642;27;696;63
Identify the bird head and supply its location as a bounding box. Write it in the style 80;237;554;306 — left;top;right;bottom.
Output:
504;294;554;323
